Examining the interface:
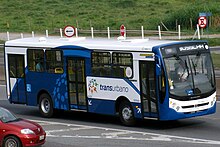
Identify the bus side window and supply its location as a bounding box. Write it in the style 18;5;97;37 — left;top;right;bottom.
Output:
27;49;44;72
8;54;24;78
112;52;133;78
45;50;63;74
159;68;166;103
91;52;111;76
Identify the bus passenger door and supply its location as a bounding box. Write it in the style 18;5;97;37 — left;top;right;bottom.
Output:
139;61;159;118
67;58;87;111
8;54;26;104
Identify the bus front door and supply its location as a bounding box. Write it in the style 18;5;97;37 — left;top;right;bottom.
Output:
67;58;87;111
139;61;159;119
8;54;26;104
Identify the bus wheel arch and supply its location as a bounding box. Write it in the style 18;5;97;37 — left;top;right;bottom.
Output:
115;96;136;126
38;91;54;118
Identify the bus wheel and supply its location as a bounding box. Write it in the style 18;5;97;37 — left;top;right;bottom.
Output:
39;93;54;118
3;136;21;147
119;101;136;126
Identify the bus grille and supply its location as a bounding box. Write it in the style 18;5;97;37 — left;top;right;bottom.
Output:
181;102;209;109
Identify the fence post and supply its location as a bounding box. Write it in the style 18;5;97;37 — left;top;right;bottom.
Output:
124;27;126;39
7;31;10;41
91;27;94;39
141;26;144;39
76;28;78;37
46;30;48;37
32;31;35;38
178;25;181;40
197;24;200;39
107;27;110;39
21;33;23;38
60;28;63;38
158;26;161;40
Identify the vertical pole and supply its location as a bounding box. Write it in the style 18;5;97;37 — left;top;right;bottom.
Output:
141;26;144;39
7;31;9;41
60;28;63;38
197;24;200;39
32;31;35;38
201;28;204;36
158;26;162;40
76;28;78;37
107;27;110;39
124;27;126;39
91;27;94;39
21;33;23;38
46;30;48;37
178;25;181;40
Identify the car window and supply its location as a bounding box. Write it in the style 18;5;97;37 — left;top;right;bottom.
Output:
0;107;17;123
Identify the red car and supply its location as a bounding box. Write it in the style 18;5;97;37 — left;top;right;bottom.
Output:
0;107;46;147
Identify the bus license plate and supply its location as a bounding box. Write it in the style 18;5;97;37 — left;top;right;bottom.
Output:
39;135;44;140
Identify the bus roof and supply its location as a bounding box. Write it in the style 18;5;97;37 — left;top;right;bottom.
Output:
5;36;184;51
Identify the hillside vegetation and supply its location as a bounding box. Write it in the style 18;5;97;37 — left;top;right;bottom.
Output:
0;0;220;33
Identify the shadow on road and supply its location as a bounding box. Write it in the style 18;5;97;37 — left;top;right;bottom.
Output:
0;100;206;131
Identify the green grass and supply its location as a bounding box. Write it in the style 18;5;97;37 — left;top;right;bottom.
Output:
0;0;220;33
211;53;220;69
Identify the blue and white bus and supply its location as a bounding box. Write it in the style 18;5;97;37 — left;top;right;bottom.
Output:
4;37;216;125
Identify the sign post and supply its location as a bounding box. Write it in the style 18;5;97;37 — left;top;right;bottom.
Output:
64;25;75;37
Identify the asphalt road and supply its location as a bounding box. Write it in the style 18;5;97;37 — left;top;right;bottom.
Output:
0;85;220;147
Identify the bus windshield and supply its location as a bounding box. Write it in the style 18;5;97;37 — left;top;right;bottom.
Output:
164;53;215;99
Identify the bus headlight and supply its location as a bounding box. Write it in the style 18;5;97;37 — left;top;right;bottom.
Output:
169;100;180;112
211;96;216;106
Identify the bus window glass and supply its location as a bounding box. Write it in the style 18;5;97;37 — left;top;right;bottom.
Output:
27;49;44;72
46;50;63;74
164;53;215;98
112;52;133;78
8;56;16;78
92;52;111;76
17;56;25;77
8;55;24;78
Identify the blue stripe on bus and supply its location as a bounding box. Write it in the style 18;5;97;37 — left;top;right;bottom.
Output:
123;79;140;95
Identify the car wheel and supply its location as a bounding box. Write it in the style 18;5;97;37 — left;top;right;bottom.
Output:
39;93;54;117
3;136;21;147
119;100;136;126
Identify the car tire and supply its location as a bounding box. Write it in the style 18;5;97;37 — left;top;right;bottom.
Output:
119;100;136;126
39;93;54;118
3;136;21;147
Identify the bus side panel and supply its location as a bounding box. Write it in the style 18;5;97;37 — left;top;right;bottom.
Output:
26;72;69;110
88;98;115;115
86;77;142;118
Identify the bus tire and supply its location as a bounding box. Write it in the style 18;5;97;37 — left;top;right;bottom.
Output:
39;93;54;118
119;101;136;126
3;136;21;147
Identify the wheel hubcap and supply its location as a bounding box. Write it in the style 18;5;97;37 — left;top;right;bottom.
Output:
41;98;50;114
122;107;132;121
6;139;17;147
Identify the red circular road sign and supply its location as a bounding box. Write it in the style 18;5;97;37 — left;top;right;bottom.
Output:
120;24;125;37
64;25;75;37
198;16;207;28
